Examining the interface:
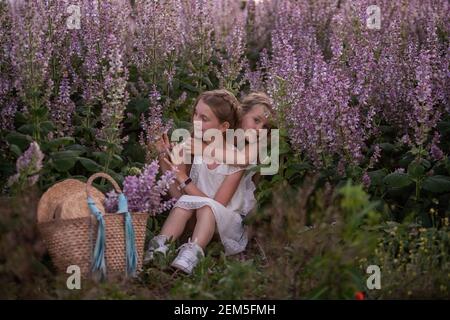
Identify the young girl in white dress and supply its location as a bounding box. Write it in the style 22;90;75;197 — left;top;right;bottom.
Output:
145;90;275;274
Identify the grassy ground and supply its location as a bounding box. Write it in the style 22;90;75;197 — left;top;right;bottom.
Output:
1;181;448;299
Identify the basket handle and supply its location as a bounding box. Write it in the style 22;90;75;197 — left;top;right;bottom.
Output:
86;172;122;200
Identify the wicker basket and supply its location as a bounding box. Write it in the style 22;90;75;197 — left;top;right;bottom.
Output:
38;172;149;278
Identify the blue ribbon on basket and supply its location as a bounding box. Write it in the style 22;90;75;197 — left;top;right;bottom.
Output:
117;193;138;277
87;196;107;279
87;193;138;279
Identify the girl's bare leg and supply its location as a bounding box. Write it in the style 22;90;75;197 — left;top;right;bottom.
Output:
191;206;216;249
160;207;194;241
179;214;197;244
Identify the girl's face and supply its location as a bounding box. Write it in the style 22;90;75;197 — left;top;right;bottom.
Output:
193;99;230;139
240;104;269;133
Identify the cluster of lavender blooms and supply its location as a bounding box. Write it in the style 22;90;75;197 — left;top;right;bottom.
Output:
0;2;17;132
0;0;249;152
104;161;176;215
52;76;75;137
97;32;130;152
249;0;449;169
8;142;45;190
81;1;131;152
1;1;132;144
212;0;248;93
139;86;174;161
131;0;182;87
1;0;448;174
216;19;248;93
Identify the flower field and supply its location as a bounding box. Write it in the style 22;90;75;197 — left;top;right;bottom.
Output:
0;0;449;299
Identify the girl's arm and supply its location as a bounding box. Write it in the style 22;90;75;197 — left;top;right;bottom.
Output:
177;172;208;198
216;143;258;168
178;169;244;207
162;156;208;199
159;153;183;199
212;170;245;206
186;137;257;167
154;133;189;199
164;157;245;207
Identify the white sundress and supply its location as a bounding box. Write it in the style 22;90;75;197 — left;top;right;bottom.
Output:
172;155;257;256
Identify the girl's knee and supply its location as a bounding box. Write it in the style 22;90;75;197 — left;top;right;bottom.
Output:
195;205;214;218
173;206;193;213
172;206;194;218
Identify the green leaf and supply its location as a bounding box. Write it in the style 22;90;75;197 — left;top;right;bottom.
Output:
422;175;450;193
14;112;27;124
278;139;291;155
130;97;149;113
279;127;289;138
380;125;395;134
285;168;298;179
0;160;15;177
92;151;109;166
379;143;395;153
348;165;364;178
202;76;214;89
96;138;121;153
78;157;103;172
171;78;180;91
40;121;55;134
180;81;201;93
407;161;425;179
173;119;192;131
50;150;82;172
18;121;54;136
51;157;77;172
6;132;33;150
30;107;48;118
51;150;84;158
44;137;75;150
285;162;311;179
17;123;35;135
10;144;22;157
256;189;271;202
307;286;329;300
271;175;284;184
65;144;88;154
383;172;413;188
92;152;123;169
105;169;124;185
437;120;450;135
367;169;388;186
111;154;124;168
421;159;431;170
399;152;415;167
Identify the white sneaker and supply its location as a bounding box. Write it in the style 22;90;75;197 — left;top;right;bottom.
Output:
171;238;204;274
144;235;169;263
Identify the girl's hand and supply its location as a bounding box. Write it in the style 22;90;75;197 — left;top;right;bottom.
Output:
162;156;188;183
154;132;173;156
183;137;219;164
183;137;203;156
170;141;188;165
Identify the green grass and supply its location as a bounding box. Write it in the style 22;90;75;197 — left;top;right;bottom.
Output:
0;182;448;299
